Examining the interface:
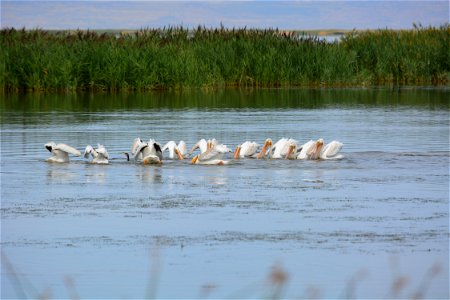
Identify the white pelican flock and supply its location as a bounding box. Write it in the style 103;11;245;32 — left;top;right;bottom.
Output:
45;137;343;165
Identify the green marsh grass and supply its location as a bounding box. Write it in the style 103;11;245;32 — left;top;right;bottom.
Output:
1;25;448;91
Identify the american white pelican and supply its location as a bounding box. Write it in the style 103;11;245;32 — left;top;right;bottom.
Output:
84;144;109;164
256;138;273;159
272;138;298;159
233;141;259;159
162;141;184;160
45;142;81;163
191;146;230;165
320;140;344;159
297;140;315;160
134;139;163;164
306;138;324;160
188;139;208;155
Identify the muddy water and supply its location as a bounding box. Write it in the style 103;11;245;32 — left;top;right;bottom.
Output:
1;88;449;298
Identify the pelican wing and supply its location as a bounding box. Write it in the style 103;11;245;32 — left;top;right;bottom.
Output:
272;138;290;158
162;141;175;152
214;144;231;153
153;143;163;160
55;143;81;156
198;148;223;161
131;138;143;155
241;141;259;157
297;140;314;159
134;143;148;161
272;138;288;151
96;144;109;159
321;141;343;159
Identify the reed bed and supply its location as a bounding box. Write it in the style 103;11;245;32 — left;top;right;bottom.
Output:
0;25;448;91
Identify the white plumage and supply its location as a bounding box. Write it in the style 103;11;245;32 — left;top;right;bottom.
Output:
162;141;185;160
191;145;230;165
272;138;298;159
45;142;81;163
133;138;163;164
320;140;344;159
84;144;109;164
234;141;260;158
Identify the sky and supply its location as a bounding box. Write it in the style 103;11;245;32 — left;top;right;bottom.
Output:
1;1;449;30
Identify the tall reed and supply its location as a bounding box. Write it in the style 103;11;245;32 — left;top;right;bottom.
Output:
0;25;448;91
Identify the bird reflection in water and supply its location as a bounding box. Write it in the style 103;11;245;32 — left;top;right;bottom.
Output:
46;168;77;183
137;167;163;184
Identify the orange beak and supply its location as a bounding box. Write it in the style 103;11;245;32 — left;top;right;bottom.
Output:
233;146;241;159
257;140;272;159
175;148;184;160
191;155;199;164
256;144;267;159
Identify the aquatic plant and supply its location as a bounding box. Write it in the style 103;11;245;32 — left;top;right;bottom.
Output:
0;25;448;91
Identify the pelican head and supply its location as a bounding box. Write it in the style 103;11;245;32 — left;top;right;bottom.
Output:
123;152;130;161
285;143;298;160
307;138;325;160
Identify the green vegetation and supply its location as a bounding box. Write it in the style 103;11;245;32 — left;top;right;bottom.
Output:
0;25;448;91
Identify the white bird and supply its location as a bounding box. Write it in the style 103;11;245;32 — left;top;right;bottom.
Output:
191;145;230;165
162;141;185;160
272;138;298;159
84;144;109;164
134;138;163;164
233;141;259;159
45;142;81;163
256;138;273;159
320;140;344;159
297;140;315;160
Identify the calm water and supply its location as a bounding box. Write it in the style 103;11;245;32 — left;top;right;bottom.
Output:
1;88;449;299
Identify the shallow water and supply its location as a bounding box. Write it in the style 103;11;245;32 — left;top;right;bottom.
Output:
1;88;449;298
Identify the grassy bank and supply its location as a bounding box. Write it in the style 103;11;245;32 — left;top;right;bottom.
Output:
0;25;448;91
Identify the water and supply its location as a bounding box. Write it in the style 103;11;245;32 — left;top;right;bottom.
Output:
1;88;449;299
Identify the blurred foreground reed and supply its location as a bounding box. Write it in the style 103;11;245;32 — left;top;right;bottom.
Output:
2;251;445;299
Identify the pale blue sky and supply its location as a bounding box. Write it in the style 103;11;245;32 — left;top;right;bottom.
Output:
1;1;448;30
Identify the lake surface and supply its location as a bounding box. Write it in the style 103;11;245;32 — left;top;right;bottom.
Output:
1;87;449;299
